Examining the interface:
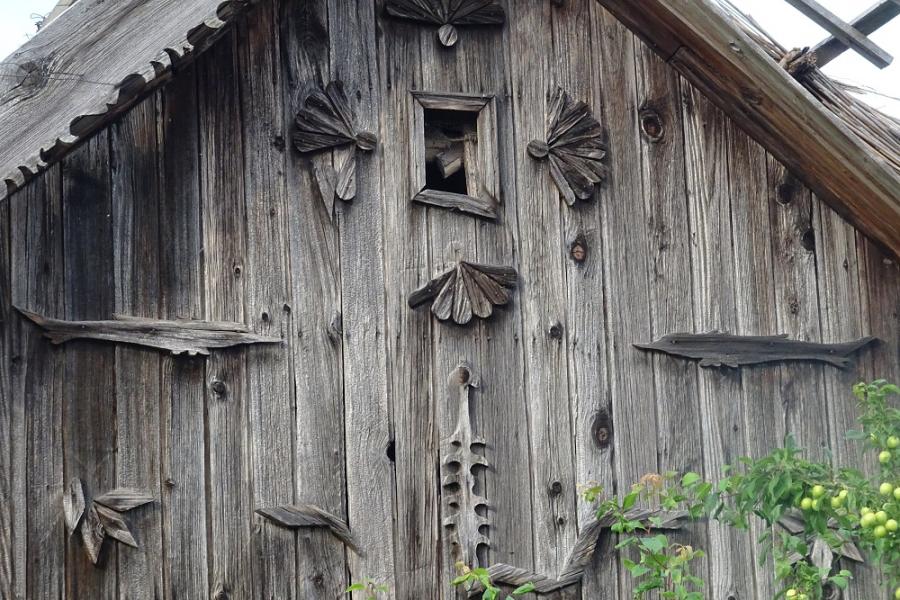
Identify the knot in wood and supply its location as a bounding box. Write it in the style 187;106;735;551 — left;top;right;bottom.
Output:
355;131;377;151
438;24;459;47
591;411;612;450
569;235;588;263
548;321;563;340
527;139;550;160
639;108;665;142
801;228;816;252
549;481;563;496
211;379;227;396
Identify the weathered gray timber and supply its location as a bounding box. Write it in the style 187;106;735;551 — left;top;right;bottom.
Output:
385;0;506;47
16;309;281;356
408;262;518;324
0;0;256;195
634;333;877;368
256;504;362;554
0;2;896;600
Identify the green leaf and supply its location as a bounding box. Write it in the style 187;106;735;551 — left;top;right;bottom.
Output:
623;490;639;510
346;583;366;592
511;582;536;595
681;472;701;488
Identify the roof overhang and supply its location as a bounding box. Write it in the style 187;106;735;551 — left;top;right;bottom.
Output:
595;0;900;259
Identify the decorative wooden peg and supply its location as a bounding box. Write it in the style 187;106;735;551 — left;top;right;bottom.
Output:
385;0;505;47
779;510;864;578
256;504;362;555
292;81;377;210
408;262;517;325
441;364;489;566
17;308;281;356
634;332;878;369
528;87;608;205
62;478;154;565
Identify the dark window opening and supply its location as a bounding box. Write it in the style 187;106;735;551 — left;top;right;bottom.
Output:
424;108;478;195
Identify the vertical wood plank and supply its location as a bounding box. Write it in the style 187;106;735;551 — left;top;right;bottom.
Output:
2;182;27;600
506;1;578;592
726;121;779;597
280;2;349;597
860;240;899;383
681;83;757;599
236;3;298;598
328;0;397;594
633;36;711;595
62;130;117;598
11;166;65;600
372;2;438;596
110;96;165;600
815;200;880;599
158;69;209;600
472;0;535;591
589;8;662;598
198;31;254;600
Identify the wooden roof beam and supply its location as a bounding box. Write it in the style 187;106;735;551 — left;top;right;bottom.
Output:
594;0;900;259
783;0;893;68
813;0;900;67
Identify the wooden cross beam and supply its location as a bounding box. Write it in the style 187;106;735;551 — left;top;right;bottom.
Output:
783;0;894;68
812;0;900;67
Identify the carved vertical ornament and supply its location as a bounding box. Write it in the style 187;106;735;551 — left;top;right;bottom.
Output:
527;87;608;205
442;363;489;566
385;0;506;47
63;478;154;565
292;81;378;214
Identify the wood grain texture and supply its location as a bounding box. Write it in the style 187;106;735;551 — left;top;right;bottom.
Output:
327;0;397;592
592;0;900;259
62;131;117;592
255;504;361;554
198;31;255;600
236;2;298;597
813;1;900;67
16;310;280;356
385;0;506;46
157;69;209;600
280;1;349;596
0;0;257;196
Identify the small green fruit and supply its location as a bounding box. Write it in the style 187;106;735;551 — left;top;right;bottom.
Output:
800;497;813;510
786;590;797;598
861;506;872;515
861;513;877;528
876;510;889;525
894;487;900;501
830;496;843;509
811;485;826;499
895;586;900;600
838;489;848;499
888;436;900;449
811;499;821;511
880;450;892;464
887;519;898;532
874;525;887;538
880;482;895;496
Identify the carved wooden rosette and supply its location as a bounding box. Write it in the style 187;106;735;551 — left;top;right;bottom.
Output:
527;87;608;205
408;261;517;325
292;81;378;213
62;478;154;565
255;504;363;555
634;332;878;368
17;307;281;356
779;511;865;577
441;364;489;567
385;0;506;47
473;508;689;595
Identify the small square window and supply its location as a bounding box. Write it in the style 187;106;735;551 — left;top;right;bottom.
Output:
409;91;500;219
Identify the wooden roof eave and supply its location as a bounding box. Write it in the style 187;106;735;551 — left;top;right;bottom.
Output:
0;0;257;199
595;0;900;259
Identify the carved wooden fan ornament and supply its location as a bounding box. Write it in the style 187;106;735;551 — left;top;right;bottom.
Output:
385;0;506;47
63;478;154;565
528;87;608;205
408;261;518;325
292;81;377;211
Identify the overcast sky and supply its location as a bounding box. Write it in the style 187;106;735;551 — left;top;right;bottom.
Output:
1;0;899;117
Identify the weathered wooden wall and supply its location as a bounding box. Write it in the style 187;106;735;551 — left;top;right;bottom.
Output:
0;0;897;598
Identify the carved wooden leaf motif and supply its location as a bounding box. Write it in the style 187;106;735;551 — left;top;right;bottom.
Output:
255;504;362;555
62;478;154;565
408;261;517;325
634;332;878;369
527;87;607;205
473;508;688;595
778;511;865;573
385;0;506;47
441;364;489;566
292;81;377;207
17;307;280;356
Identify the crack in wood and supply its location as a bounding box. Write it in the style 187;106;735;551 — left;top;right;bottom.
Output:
634;332;878;368
17;307;281;356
